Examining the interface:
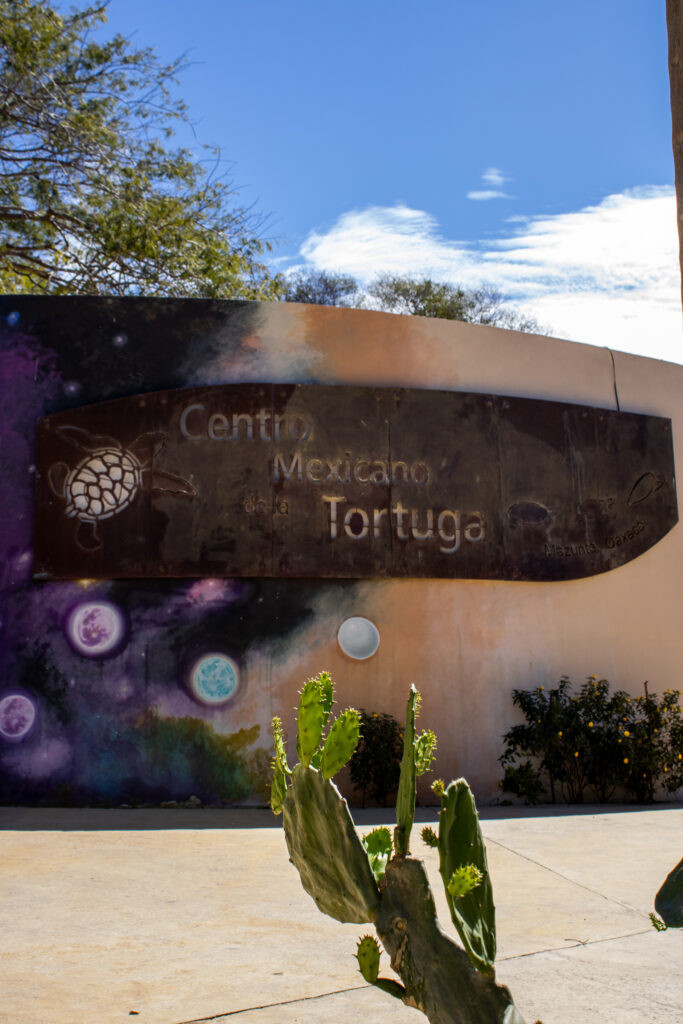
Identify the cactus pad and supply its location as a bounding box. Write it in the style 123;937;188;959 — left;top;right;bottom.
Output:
296;678;329;767
321;708;361;779
356;935;381;983
394;685;420;856
316;670;335;725
415;729;437;776
272;716;290;775
269;716;291;815
447;864;484;899
438;779;496;973
421;826;439;848
362;826;393;882
282;763;379;923
270;768;287;816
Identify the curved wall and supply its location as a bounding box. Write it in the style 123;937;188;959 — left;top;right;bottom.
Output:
0;296;680;804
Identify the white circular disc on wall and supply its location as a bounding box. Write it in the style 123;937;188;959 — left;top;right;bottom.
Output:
337;616;380;660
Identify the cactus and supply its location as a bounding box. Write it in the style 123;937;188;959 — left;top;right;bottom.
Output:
447;864;484;899
274;673;376;923
421;825;439;848
282;763;379;923
269;716;290;815
394;685;420;856
296;676;329;767
271;676;525;1024
362;826;393;882
322;708;361;779
654;855;683;928
356;934;407;1001
376;855;522;1024
435;778;497;974
356;934;380;983
415;728;438;776
315;670;335;723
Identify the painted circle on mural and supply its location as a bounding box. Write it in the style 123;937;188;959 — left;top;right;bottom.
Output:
337;616;380;660
0;694;37;741
66;601;127;658
190;653;240;706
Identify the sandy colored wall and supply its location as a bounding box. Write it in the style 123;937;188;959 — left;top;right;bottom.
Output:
0;296;680;805
242;303;683;801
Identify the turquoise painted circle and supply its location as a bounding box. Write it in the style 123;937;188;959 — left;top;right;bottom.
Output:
190;653;239;706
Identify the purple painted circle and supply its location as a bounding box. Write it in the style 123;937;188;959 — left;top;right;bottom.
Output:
66;601;126;657
0;694;37;741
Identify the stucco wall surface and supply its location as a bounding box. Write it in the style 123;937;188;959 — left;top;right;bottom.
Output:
246;304;683;801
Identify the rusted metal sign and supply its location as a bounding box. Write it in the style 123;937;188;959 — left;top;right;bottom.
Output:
33;384;678;581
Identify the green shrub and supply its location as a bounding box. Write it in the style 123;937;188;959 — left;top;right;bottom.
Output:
349;710;403;807
500;677;683;804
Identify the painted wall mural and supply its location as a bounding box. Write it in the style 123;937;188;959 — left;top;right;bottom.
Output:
0;295;364;806
1;295;679;806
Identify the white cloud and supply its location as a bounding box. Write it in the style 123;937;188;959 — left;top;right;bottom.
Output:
300;205;470;281
467;189;512;201
295;187;682;364
483;167;507;187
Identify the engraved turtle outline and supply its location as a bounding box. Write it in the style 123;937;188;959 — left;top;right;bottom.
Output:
507;500;557;530
48;425;195;551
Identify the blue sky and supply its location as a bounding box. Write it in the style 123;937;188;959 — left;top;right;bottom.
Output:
97;0;680;362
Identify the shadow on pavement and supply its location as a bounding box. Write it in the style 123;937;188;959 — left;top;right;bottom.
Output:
0;800;680;831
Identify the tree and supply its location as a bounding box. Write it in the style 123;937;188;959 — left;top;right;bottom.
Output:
282;268;360;306
282;269;546;333
367;275;545;332
0;0;281;298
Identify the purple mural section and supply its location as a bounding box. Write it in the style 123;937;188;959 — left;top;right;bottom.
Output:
0;296;341;806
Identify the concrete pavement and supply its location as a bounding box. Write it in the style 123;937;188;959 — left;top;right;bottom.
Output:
0;803;681;1024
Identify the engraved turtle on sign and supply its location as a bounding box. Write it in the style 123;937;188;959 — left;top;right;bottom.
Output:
507;501;556;530
48;425;195;550
627;472;666;506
